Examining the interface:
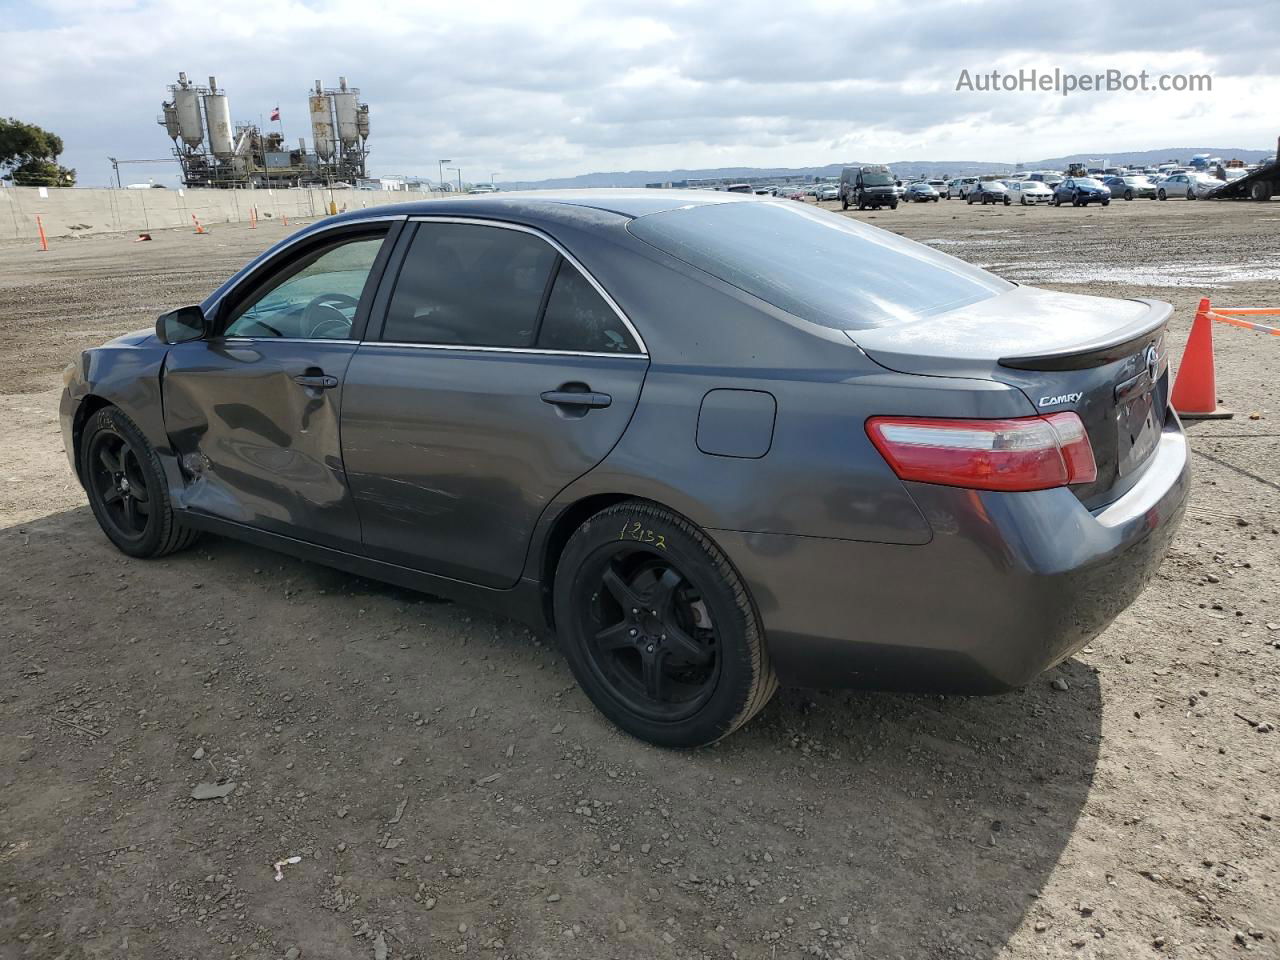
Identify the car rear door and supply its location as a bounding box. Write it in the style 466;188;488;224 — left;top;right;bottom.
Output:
340;217;649;589
161;221;399;550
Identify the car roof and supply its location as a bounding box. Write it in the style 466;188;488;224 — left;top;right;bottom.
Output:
324;189;765;225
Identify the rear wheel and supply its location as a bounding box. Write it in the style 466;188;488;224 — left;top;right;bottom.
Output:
1124;190;1133;200
554;500;777;747
80;406;200;558
1186;189;1195;200
1158;189;1167;200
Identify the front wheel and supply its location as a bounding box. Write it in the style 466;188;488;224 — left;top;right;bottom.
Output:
1124;190;1133;200
841;195;848;210
554;501;777;748
1003;196;1011;205
1102;199;1110;206
80;406;201;558
1158;189;1167;200
1187;189;1195;200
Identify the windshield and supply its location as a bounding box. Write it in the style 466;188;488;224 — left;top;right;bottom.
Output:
861;172;894;186
1076;178;1104;188
628;201;1011;331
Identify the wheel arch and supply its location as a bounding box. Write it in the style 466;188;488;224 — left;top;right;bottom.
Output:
71;395;116;483
536;492;648;629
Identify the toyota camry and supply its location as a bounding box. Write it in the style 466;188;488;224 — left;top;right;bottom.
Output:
61;191;1189;747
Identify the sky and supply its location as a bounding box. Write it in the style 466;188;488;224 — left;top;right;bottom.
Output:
1;0;1278;187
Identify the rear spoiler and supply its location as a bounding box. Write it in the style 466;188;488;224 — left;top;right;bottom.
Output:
998;299;1172;371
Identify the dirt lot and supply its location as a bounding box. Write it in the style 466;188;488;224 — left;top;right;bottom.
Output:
2;198;1277;960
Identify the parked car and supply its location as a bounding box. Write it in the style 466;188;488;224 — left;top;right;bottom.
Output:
904;181;940;202
949;176;979;200
1156;172;1219;200
816;184;840;202
724;183;753;194
61;191;1187;747
786;187;807;201
927;179;949;196
839;165;899;210
1103;176;1157;201
1053;177;1111;206
1006;180;1054;205
1028;172;1064;189
968;180;1011;205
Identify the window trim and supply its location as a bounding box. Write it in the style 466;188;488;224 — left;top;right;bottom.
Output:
365;215;648;357
205;217;405;341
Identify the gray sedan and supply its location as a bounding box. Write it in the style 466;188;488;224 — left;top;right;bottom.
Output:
61;191;1188;747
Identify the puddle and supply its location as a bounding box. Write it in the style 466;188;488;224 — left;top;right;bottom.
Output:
995;260;1280;288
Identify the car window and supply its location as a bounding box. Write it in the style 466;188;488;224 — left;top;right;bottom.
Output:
383;222;558;347
537;262;639;354
629;200;1011;331
223;234;385;339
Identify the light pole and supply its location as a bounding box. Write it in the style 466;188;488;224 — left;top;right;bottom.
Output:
438;159;451;192
491;172;499;190
450;167;462;193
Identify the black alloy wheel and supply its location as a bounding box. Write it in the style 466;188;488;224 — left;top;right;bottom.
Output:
579;547;719;722
87;428;152;543
80;406;200;558
555;500;777;747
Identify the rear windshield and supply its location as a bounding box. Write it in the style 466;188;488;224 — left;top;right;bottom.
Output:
628;201;1011;330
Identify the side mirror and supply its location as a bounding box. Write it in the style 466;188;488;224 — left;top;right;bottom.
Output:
157;305;208;344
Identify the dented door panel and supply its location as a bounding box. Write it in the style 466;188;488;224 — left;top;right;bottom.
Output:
161;339;362;549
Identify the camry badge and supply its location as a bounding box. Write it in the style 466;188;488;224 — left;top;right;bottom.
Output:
1038;392;1083;407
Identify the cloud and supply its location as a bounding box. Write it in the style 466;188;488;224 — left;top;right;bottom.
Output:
1;0;1276;186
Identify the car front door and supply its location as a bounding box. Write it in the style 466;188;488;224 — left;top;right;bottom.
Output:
161;222;398;550
340;218;650;589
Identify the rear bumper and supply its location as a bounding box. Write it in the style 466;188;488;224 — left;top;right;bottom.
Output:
714;422;1189;693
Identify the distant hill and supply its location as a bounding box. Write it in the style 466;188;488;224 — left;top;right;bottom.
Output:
497;147;1277;190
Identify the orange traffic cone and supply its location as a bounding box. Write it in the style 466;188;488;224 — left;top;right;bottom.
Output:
1171;298;1233;419
192;214;206;235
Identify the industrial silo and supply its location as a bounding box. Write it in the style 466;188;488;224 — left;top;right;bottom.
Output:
310;82;335;160
356;104;370;141
333;77;360;150
203;76;234;159
161;102;181;141
173;74;204;149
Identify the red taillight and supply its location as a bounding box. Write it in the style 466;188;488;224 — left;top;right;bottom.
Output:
866;413;1097;492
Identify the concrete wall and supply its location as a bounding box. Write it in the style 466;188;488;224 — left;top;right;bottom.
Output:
0;186;426;242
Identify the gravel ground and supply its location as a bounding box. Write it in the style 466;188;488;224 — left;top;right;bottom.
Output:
2;199;1277;960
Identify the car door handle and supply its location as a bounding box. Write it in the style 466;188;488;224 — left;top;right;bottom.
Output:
293;374;339;390
540;389;611;409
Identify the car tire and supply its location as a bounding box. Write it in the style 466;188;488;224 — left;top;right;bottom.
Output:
1158;189;1167;200
554;500;778;748
841;195;848;211
80;405;201;559
967;194;974;205
1187;189;1195;200
1102;199;1110;206
890;201;898;209
1124;190;1133;200
1003;196;1011;205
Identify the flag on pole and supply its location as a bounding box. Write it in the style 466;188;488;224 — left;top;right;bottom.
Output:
270;107;280;122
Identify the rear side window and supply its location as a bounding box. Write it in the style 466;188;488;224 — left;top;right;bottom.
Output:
628;201;1010;330
537;263;638;354
383;222;557;347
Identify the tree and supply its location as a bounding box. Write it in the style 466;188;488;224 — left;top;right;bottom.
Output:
0;118;76;187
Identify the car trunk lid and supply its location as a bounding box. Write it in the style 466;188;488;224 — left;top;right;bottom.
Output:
848;286;1172;508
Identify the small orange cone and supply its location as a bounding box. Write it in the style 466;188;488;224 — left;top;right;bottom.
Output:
192;214;206;235
282;213;289;227
1171;298;1233;419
